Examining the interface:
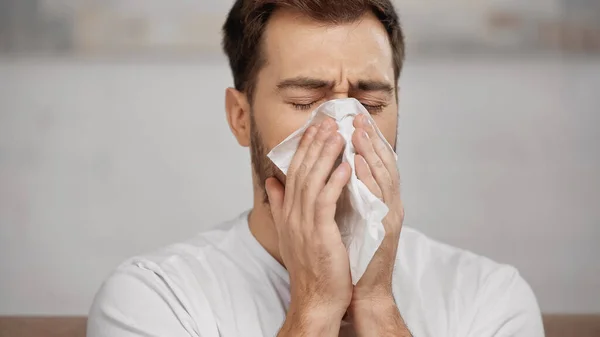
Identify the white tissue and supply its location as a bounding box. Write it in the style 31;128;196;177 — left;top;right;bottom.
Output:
267;98;396;284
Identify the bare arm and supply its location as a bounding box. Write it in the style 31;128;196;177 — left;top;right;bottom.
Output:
349;298;412;337
278;306;343;337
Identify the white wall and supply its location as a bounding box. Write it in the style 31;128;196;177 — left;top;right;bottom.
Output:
0;56;598;315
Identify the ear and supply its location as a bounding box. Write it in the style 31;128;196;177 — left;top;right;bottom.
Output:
225;87;251;147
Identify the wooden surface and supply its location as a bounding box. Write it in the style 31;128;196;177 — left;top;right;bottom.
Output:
543;314;600;337
1;315;599;337
0;317;86;337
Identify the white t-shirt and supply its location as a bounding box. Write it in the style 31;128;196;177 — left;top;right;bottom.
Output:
87;212;544;337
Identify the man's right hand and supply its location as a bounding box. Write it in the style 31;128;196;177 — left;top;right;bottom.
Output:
265;118;352;336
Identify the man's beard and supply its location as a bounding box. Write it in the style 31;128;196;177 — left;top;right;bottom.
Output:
249;111;284;205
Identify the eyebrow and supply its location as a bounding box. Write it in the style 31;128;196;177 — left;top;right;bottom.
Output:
353;80;395;95
276;77;395;95
276;77;334;91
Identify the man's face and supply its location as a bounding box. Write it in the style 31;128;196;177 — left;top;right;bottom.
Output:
249;9;399;201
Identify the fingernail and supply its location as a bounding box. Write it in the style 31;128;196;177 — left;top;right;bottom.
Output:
321;119;333;131
306;126;317;136
321;124;334;135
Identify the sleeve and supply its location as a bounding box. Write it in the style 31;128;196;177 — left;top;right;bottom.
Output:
87;264;202;337
465;265;545;337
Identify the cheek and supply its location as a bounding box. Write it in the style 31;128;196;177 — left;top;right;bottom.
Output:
272;115;306;145
252;99;310;151
266;127;296;151
379;126;397;148
373;111;398;147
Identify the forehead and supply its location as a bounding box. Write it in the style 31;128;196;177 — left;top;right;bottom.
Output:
260;8;395;82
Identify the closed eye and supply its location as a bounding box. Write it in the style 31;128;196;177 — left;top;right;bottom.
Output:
361;103;386;114
291;102;319;111
291;101;386;113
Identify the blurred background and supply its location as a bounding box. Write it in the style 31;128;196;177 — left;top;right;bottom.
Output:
0;0;599;318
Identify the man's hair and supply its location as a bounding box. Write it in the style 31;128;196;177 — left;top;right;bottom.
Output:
222;0;405;101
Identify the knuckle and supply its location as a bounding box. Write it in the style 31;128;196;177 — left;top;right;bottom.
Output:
373;159;385;170
297;163;308;177
287;165;296;178
321;147;336;159
301;129;314;143
385;178;400;197
385;176;395;192
324;138;342;154
374;140;386;152
286;173;296;189
301;177;313;193
392;182;401;196
312;137;325;148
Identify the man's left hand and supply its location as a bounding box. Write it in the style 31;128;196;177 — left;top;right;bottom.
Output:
349;114;410;336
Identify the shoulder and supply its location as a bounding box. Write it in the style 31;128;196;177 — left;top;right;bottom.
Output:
397;227;544;336
87;261;215;337
399;226;510;282
87;217;244;337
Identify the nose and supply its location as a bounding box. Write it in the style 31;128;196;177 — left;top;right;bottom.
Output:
330;92;349;100
329;80;351;100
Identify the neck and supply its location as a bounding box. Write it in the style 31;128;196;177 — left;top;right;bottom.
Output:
248;184;284;266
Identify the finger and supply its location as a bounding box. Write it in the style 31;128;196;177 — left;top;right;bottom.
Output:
265;177;285;230
287;125;319;177
352;128;395;202
284;125;318;209
355;114;397;177
302;132;345;207
355;154;382;199
293;118;336;204
314;162;351;224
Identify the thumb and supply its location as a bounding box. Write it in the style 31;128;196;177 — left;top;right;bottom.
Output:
265;177;284;223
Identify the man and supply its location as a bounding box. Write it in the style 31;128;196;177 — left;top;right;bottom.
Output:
88;0;544;336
